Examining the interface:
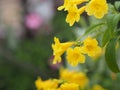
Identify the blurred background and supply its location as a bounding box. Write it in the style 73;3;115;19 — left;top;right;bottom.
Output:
0;0;76;90
0;0;120;90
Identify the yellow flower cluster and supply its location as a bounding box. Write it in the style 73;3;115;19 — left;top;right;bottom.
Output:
58;0;108;26
52;36;102;66
35;68;106;90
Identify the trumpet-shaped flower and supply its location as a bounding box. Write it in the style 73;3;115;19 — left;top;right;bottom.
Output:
58;0;87;11
52;37;74;64
91;48;103;60
58;0;71;11
72;72;89;88
82;37;101;57
59;69;77;82
85;0;108;19
66;6;86;26
66;47;85;66
59;83;79;90
70;0;88;5
59;69;89;89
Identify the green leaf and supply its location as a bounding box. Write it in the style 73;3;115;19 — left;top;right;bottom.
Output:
102;13;120;46
102;29;111;47
105;37;120;73
114;1;120;11
106;14;114;33
107;13;120;31
112;13;120;30
109;3;115;11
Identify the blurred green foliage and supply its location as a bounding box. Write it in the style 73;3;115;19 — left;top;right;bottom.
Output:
0;11;76;90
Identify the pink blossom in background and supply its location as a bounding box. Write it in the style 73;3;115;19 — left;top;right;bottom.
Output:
25;13;43;30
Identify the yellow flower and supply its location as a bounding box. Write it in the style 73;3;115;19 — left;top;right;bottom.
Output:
47;89;57;90
58;0;72;11
59;83;79;90
35;77;59;90
52;37;74;64
91;48;103;60
66;6;86;26
92;84;106;90
59;69;77;82
72;72;89;88
58;0;88;26
85;0;108;19
70;0;88;5
66;47;85;66
82;37;101;57
59;69;89;89
35;77;42;90
58;0;87;11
